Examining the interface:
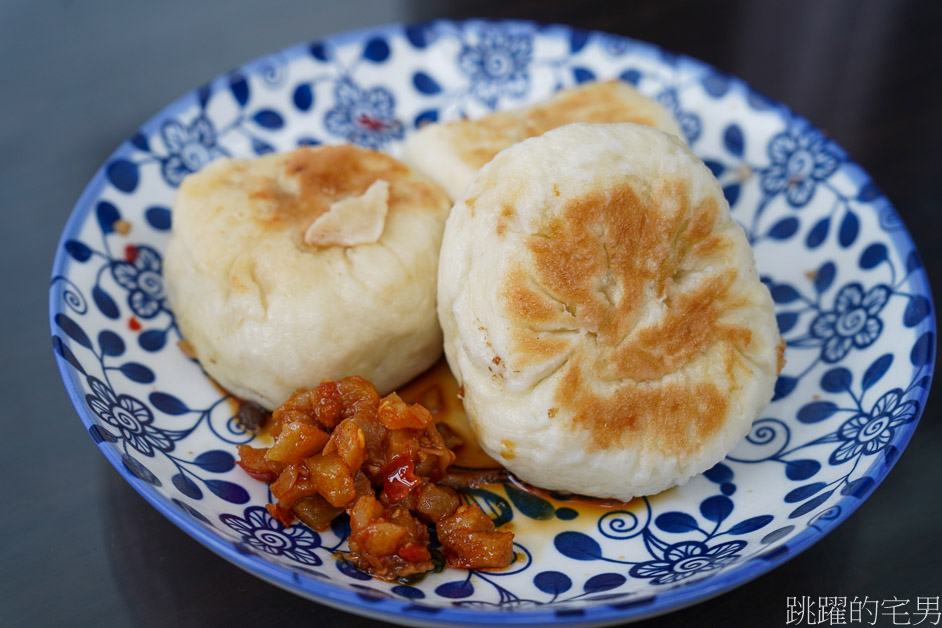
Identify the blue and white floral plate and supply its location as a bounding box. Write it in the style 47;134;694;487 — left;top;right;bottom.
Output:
50;19;935;627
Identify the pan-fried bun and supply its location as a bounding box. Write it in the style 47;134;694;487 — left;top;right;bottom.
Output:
403;80;683;199
165;145;452;410
437;123;782;501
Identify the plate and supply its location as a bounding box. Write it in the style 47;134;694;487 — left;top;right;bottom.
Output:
50;18;935;626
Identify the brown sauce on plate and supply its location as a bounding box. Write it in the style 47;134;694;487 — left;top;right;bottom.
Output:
231;356;638;528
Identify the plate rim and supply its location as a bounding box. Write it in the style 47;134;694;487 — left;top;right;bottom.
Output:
49;17;936;627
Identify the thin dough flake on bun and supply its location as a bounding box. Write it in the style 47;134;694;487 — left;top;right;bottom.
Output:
402;80;683;200
437;123;783;501
165;145;452;410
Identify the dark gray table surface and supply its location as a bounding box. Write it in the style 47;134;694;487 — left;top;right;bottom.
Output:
2;1;939;626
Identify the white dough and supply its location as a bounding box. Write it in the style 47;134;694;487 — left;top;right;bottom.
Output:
165;145;452;409
403;80;683;200
437;123;783;500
